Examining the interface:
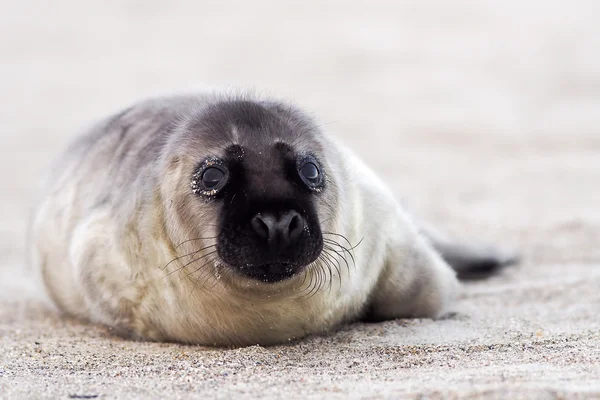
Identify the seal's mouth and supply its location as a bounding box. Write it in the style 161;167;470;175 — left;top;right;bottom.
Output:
234;262;307;283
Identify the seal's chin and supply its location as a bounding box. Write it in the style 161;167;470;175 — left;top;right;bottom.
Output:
234;262;307;283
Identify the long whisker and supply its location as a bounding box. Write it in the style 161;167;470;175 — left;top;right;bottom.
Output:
317;262;328;294
318;252;337;293
175;237;218;249
181;252;219;280
163;244;217;272
299;267;317;299
187;253;234;296
165;250;218;278
296;263;311;292
323;242;354;270
322;236;363;254
322;233;364;257
320;249;342;289
317;255;333;293
323;239;357;269
322;232;354;247
323;244;350;274
304;262;325;299
187;258;219;298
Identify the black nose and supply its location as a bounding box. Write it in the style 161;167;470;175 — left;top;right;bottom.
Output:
251;210;305;248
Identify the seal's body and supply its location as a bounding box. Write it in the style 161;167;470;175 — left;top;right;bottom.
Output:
30;94;512;346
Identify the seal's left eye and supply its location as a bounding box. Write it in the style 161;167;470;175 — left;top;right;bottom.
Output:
202;167;225;189
297;157;323;190
300;163;319;183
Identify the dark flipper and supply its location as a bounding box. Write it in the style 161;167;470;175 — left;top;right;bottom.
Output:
420;225;519;280
434;242;519;280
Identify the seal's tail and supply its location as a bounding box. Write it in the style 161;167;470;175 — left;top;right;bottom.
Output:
420;225;519;280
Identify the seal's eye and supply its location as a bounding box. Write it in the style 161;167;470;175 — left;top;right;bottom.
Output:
191;161;229;196
202;167;225;189
297;157;324;190
300;163;319;183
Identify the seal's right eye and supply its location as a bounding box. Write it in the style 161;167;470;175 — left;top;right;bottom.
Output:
202;167;225;189
191;161;229;195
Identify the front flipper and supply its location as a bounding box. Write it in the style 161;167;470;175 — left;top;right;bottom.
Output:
365;210;460;322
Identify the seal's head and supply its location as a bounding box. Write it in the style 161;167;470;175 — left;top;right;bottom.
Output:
161;98;340;285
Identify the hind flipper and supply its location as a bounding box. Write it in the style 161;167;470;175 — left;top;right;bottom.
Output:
420;225;519;280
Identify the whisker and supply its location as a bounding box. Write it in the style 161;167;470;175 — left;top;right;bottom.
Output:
163;244;217;272
322;233;364;257
323;239;357;269
318;253;336;293
299;267;318;300
187;258;219;298
317;262;328;295
322;232;354;247
175;237;218;249
320;250;342;290
165;250;218;278
188;255;229;294
181;253;218;280
323;244;350;274
305;263;324;299
323;244;353;271
297;264;311;291
322;236;362;254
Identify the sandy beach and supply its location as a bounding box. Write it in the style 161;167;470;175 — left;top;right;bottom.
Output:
1;1;599;398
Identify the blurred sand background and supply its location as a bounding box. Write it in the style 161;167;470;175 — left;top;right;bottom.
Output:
1;1;599;398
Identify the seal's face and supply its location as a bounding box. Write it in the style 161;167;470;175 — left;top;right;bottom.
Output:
173;100;334;283
192;143;325;282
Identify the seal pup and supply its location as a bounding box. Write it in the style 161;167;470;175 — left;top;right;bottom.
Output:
29;93;515;346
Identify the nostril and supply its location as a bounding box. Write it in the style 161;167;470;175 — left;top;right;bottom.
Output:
287;214;304;241
251;211;304;245
251;215;270;240
288;215;300;233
